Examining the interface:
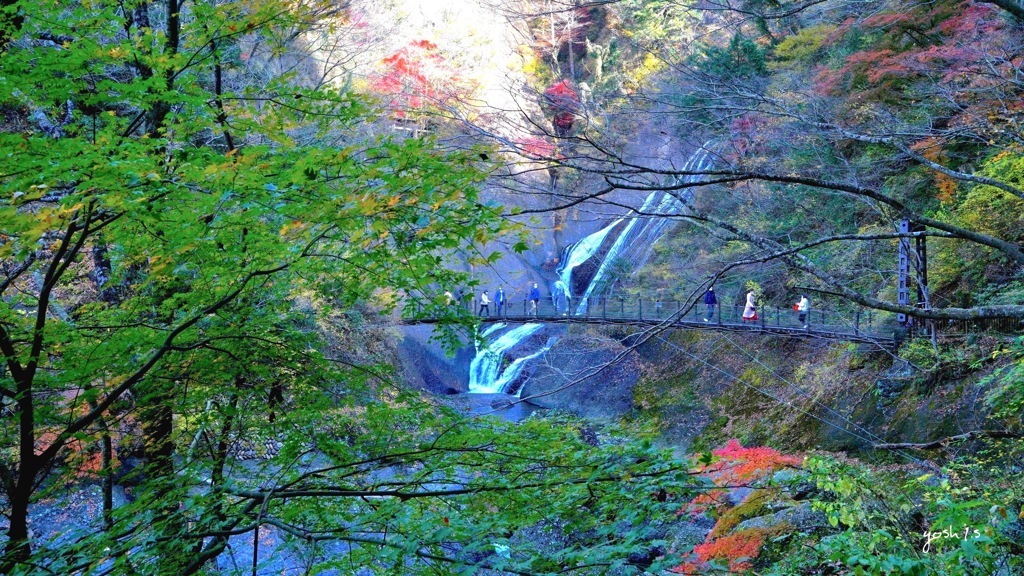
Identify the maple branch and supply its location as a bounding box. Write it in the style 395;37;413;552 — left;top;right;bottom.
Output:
820;124;1024;201
709;170;1024;266
669;191;1024;321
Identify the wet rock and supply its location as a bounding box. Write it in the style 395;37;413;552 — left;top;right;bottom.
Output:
519;335;641;418
663;514;715;555
398;325;471;396
578;425;600;446
627;544;665;569
875;359;918;402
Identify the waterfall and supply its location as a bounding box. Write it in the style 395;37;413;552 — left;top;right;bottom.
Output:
468;323;544;393
574;149;712;314
494;336;558;397
556;224;619;293
467;145;712;394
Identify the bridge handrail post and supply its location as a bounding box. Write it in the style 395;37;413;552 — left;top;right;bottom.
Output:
775;305;779;327
639;298;642;320
717;302;722;325
620;296;625;316
855;310;861;335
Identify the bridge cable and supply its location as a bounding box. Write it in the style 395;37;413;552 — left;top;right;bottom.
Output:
653;334;938;475
653;334;932;528
716;332;936;469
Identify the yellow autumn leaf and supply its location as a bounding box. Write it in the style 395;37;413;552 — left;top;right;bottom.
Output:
279;220;305;236
149;254;172;275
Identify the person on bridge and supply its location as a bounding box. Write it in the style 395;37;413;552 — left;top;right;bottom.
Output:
529;283;541;316
703;287;717;322
742;290;758;322
552;280;570;315
495;287;506;316
479;291;490;317
796;294;810;328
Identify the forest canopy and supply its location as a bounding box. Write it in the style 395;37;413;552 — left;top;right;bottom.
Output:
2;0;1024;574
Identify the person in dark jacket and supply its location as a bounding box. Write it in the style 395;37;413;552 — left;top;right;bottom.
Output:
494;287;506;316
703;287;717;322
529;283;541;316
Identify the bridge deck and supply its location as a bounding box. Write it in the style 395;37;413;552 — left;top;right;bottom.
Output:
402;310;896;347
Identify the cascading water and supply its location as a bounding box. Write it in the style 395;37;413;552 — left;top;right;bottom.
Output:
467;145;712;395
574;149;713;314
556;225;618;292
468;323;544;393
492;336;558;396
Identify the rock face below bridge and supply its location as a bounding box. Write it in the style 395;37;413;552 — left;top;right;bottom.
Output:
397;325;472;395
519;334;641;418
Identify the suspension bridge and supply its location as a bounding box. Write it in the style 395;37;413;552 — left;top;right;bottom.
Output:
403;294;1024;350
404;297;900;348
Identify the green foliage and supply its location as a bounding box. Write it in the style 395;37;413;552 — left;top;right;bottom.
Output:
0;1;709;573
767;454;1023;575
979;338;1024;423
692;33;768;78
930;154;1024;295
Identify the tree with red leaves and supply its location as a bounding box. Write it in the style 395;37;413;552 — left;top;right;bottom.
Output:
373;39;473;119
543;79;581;137
674;440;802;574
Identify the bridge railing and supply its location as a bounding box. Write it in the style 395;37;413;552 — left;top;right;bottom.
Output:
441;296;894;337
416;296;1019;340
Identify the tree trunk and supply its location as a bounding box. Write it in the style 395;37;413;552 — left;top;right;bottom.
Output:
2;485;31;571
100;416;114;530
138;378;185;573
3;368;38;572
0;0;24;51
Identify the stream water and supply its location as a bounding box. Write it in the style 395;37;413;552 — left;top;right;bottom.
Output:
467;147;713;395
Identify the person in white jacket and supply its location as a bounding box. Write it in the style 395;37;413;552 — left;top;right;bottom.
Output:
742;290;757;321
479;291;490;317
796;294;810;328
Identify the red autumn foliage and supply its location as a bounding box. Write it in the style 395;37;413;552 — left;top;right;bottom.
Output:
680;439;799;517
672;529;766;574
703;438;802;481
726;114;763;161
813;1;1005;98
372;40;472;117
543;80;581;133
516;136;556;158
673;440;802;574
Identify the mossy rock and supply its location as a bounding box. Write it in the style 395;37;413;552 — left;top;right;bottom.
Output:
711;488;787;538
736;501;826;533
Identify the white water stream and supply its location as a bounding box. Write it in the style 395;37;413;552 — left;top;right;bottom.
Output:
468;146;712;395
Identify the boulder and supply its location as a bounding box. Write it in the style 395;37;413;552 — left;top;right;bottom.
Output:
735;501;827;533
519;334;641;418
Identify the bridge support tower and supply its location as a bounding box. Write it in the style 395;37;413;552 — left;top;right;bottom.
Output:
897;218;928;325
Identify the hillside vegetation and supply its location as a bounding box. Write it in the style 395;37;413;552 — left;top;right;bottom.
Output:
1;0;1023;575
